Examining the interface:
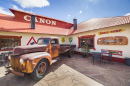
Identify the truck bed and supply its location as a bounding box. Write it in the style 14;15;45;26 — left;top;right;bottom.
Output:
60;44;76;53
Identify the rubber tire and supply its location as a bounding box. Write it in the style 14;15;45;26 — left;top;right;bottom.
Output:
68;50;73;58
31;59;48;80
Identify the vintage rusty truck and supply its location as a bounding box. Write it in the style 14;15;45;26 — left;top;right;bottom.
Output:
5;37;76;80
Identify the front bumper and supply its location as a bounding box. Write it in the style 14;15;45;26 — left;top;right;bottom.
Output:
5;66;24;77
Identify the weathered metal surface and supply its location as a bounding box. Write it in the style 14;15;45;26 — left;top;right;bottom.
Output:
13;45;47;56
7;37;76;76
60;44;76;53
10;52;52;73
37;62;46;76
5;66;24;76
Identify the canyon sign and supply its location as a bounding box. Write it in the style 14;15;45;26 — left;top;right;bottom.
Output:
24;15;56;26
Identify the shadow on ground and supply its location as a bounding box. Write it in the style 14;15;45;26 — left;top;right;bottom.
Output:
0;55;68;86
0;54;130;86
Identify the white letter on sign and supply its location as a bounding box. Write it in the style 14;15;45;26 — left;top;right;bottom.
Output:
24;15;31;21
35;17;38;22
51;21;56;25
39;18;45;23
46;19;51;24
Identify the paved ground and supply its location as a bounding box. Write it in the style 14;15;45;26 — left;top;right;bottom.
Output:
0;54;130;86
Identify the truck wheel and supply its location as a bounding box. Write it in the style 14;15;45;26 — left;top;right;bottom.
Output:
31;59;48;80
68;50;73;58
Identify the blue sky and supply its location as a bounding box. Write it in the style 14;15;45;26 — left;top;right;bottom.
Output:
0;0;130;23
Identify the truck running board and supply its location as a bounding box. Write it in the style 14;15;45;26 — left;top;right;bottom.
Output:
52;57;61;63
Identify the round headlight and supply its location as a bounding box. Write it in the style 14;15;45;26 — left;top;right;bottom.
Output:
20;58;24;64
8;55;11;60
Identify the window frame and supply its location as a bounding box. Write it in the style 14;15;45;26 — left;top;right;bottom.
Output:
0;35;22;51
78;34;95;50
51;39;59;45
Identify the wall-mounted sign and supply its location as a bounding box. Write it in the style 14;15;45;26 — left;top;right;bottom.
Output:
69;37;73;43
101;49;122;56
27;36;37;45
61;37;65;43
98;29;125;35
24;15;56;26
97;36;128;45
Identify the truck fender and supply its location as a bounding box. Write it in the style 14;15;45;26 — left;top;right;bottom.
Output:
20;52;52;72
30;53;52;72
28;52;52;65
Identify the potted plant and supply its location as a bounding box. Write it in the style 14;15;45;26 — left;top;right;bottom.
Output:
81;44;90;58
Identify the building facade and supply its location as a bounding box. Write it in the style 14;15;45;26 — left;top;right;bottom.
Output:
0;9;130;64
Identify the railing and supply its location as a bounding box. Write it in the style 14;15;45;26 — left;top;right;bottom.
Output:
0;51;13;66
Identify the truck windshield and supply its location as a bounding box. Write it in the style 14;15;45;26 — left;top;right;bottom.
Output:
37;39;50;45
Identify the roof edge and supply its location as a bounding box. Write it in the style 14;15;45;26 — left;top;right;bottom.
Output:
9;8;73;25
69;23;130;35
78;15;130;24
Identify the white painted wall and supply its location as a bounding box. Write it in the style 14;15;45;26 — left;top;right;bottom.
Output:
0;24;130;59
0;31;68;54
67;24;130;58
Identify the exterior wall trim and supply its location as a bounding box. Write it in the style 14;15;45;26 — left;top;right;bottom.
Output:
74;51;125;64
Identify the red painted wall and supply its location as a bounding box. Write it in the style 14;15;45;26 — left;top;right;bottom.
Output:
10;9;73;29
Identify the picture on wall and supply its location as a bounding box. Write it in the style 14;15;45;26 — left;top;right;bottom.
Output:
101;49;122;56
69;37;73;43
98;29;125;35
61;37;65;43
97;36;128;45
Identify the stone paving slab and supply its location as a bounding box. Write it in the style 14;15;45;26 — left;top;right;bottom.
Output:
0;64;103;86
36;64;103;86
0;54;130;86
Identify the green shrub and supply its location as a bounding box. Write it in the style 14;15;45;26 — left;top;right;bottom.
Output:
81;44;90;55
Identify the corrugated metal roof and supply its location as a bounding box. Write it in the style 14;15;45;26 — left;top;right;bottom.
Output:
0;12;130;36
68;16;130;35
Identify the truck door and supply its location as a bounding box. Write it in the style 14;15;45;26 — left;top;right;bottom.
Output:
51;39;59;58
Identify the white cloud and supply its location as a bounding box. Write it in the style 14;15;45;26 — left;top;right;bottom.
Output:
125;13;130;16
13;0;50;8
89;0;94;1
80;11;82;14
12;5;23;11
12;5;34;13
89;0;99;3
0;7;14;16
67;14;71;19
89;0;92;1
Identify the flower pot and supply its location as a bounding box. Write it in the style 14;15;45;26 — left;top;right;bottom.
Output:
83;54;87;58
125;57;130;66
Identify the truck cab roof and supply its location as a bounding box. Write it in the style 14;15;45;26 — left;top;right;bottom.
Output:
39;37;59;39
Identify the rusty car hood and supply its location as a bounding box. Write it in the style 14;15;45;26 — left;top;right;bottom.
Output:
13;45;47;56
20;52;51;60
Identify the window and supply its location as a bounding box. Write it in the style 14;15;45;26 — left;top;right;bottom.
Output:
78;34;95;50
37;38;50;45
0;35;22;51
51;39;59;45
